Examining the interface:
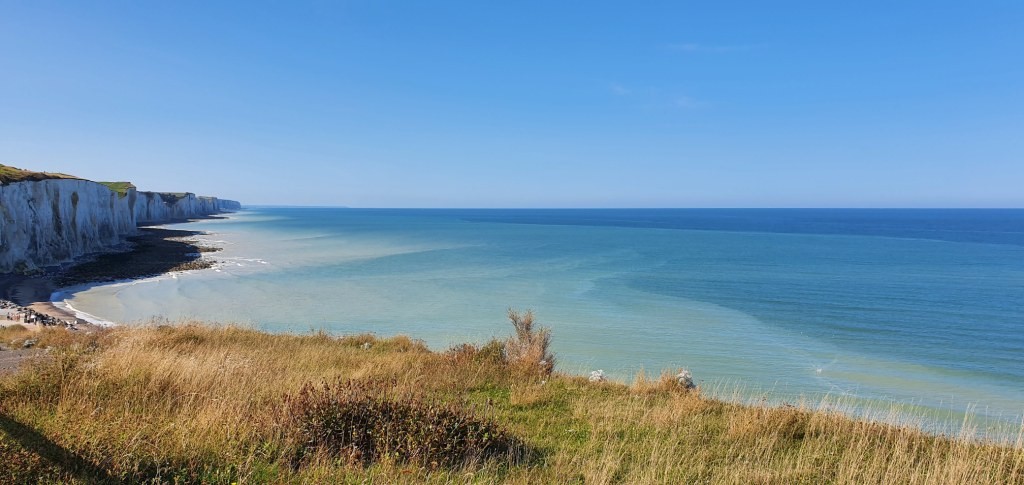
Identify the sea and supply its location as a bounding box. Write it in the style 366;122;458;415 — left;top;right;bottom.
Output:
55;208;1024;437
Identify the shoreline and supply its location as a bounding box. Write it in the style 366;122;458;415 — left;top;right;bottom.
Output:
0;219;227;330
0;274;81;329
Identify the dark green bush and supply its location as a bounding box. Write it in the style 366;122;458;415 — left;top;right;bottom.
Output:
283;378;522;469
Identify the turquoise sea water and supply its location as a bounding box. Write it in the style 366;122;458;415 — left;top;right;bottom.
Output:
60;208;1024;435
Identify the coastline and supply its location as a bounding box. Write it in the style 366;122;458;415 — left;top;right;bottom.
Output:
0;274;79;327
4;208;1021;442
0;221;226;330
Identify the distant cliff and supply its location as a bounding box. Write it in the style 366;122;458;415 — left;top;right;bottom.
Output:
0;165;240;273
133;191;240;225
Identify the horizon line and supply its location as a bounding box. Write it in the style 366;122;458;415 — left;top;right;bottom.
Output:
240;205;1024;210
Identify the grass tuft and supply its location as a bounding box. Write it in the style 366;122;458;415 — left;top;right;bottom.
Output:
504;309;554;377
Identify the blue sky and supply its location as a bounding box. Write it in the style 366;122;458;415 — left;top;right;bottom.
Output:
1;1;1021;207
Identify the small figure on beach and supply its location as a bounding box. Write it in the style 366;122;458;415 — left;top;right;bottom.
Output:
0;298;75;328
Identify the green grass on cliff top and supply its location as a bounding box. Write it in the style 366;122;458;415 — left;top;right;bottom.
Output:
0;164;80;184
98;181;136;198
0;165;135;199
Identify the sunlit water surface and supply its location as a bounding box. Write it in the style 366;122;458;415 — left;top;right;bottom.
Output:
60;208;1024;437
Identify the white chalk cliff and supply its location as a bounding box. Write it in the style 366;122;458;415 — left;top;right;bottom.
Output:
0;177;240;273
134;191;240;225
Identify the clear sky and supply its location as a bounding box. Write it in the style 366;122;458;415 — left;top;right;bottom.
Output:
1;1;1021;207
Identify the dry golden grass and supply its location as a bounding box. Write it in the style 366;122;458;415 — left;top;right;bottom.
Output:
0;322;1021;484
0;164;80;184
504;308;554;376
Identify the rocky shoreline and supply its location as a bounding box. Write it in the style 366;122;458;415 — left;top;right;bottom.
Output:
55;227;221;287
0;225;225;329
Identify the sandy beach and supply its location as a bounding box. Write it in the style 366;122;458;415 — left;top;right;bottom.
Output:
0;276;55;374
0;274;78;329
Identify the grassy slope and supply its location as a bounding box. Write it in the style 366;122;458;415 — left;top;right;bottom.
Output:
157;192;191;204
0;164;80;184
98;182;136;198
0;323;1021;484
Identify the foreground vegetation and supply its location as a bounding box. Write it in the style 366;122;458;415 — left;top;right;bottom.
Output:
1;315;1021;484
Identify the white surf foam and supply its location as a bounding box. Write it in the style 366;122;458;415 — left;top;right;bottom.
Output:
50;291;118;327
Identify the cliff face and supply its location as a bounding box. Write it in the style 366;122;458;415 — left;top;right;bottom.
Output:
0;178;240;273
217;199;242;211
0;179;136;272
133;192;239;225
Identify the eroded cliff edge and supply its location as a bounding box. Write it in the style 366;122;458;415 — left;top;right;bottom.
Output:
0;165;240;273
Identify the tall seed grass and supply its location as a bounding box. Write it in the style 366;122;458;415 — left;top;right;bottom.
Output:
504;308;554;376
